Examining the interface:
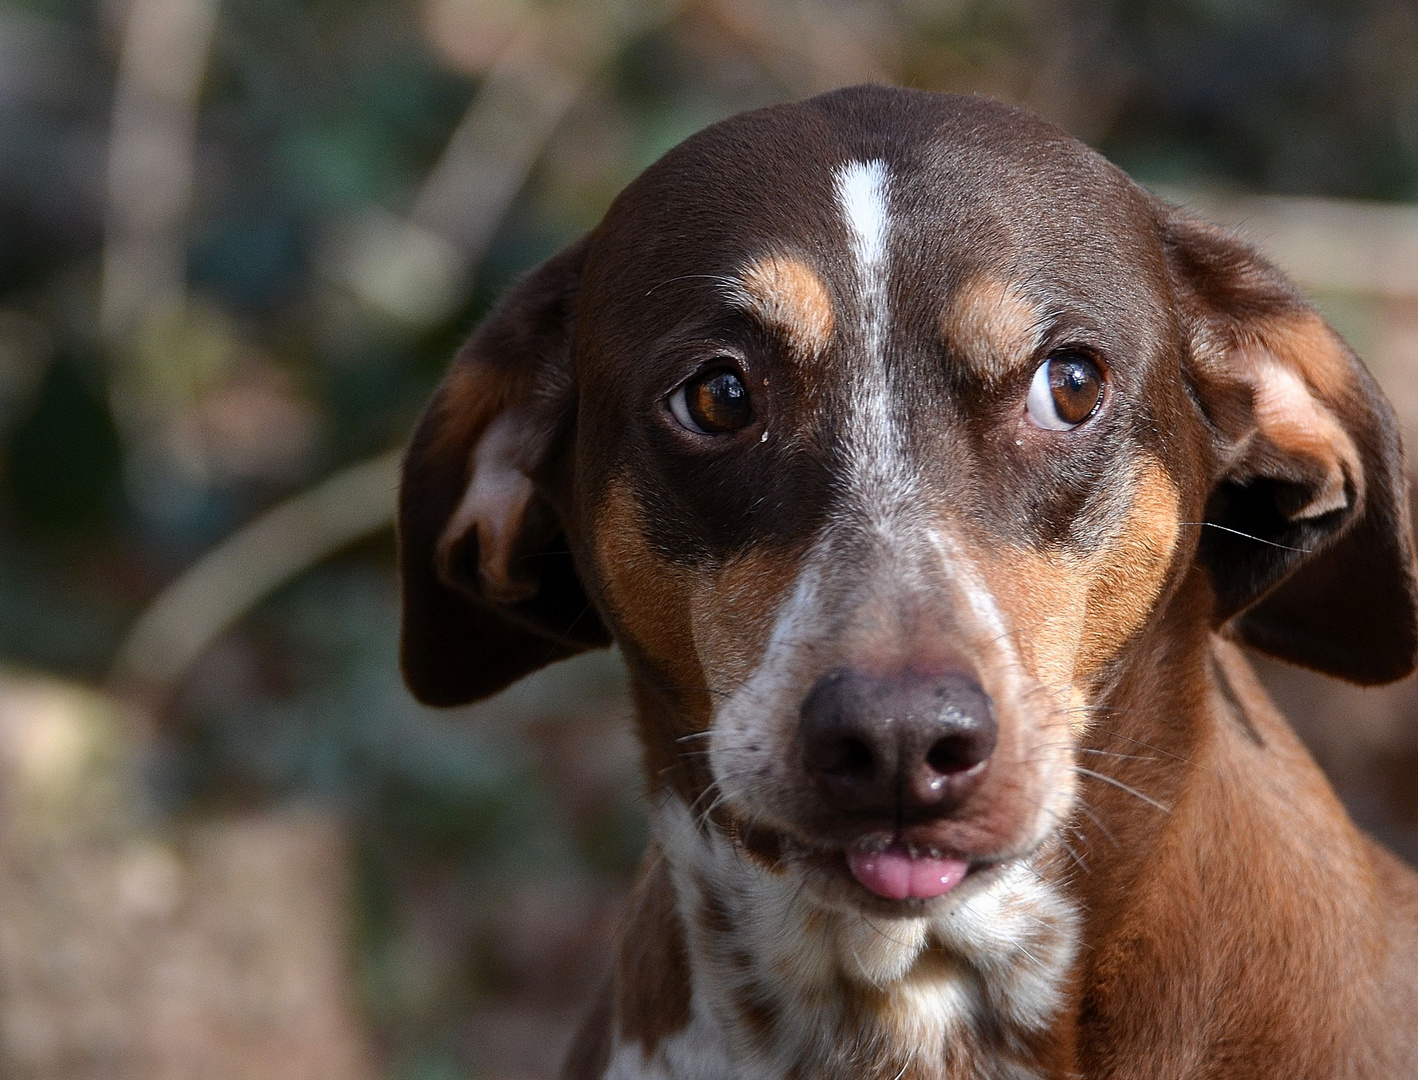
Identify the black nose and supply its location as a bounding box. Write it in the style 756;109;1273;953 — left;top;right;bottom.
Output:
799;669;997;819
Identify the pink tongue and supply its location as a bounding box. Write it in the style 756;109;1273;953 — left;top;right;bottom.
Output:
847;845;969;900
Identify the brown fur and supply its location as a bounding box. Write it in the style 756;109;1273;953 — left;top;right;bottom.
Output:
594;481;809;804
561;853;694;1080
972;459;1182;689
594;482;705;706
617;853;695;1051
1076;636;1418;1078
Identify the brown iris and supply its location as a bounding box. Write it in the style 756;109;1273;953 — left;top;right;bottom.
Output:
678;369;753;433
1048;354;1103;425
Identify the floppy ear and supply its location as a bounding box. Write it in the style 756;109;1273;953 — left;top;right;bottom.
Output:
399;238;610;706
1162;205;1418;684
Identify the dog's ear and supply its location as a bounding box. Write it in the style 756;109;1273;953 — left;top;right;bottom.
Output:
399;238;610;706
1162;205;1418;684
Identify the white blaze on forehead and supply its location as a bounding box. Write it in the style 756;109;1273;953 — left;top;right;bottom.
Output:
834;158;910;503
835;158;890;276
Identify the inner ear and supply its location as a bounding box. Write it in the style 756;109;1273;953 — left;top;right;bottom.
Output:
1193;314;1376;624
437;407;550;605
1195;324;1370;625
1195;320;1417;682
1240;347;1360;522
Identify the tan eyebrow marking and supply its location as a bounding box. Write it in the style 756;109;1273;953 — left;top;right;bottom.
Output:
731;254;835;355
942;274;1047;380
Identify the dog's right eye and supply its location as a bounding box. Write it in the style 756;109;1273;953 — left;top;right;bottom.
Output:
670;368;754;434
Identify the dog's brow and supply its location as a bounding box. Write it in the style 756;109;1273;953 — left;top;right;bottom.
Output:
943;274;1049;380
728;254;835;356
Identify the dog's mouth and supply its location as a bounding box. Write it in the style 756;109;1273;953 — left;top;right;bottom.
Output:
845;843;971;900
735;818;1000;907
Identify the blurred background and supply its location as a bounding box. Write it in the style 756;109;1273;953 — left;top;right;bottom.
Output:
3;0;1418;1076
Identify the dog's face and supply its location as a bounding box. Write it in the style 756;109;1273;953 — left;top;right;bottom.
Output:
572;102;1210;915
400;88;1415;931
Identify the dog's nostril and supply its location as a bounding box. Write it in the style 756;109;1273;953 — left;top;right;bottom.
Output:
818;736;875;779
926;731;992;774
926;735;969;774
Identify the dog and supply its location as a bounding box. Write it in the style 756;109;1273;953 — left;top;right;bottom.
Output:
397;86;1418;1078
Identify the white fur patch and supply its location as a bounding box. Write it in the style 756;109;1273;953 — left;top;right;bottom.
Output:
832;158;916;519
651;797;1077;1079
837;159;890;284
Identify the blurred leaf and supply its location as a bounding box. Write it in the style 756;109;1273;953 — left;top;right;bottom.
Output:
190;209;305;309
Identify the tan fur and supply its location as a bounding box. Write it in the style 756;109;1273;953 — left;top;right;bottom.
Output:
594;483;705;709
976;458;1181;691
735;254;835;356
689;546;806;692
1078;461;1183;671
595;483;803;704
424;359;517;462
1255;310;1355;403
941;274;1045;379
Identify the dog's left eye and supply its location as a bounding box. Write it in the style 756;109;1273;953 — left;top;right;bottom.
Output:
670;368;754;434
1025;352;1104;430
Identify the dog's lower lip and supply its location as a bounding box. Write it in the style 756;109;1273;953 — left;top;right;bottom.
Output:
846;843;970;900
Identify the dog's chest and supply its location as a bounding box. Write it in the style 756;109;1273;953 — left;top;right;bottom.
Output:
607;798;1078;1080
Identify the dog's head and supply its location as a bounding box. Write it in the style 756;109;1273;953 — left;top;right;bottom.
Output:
400;87;1417;927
